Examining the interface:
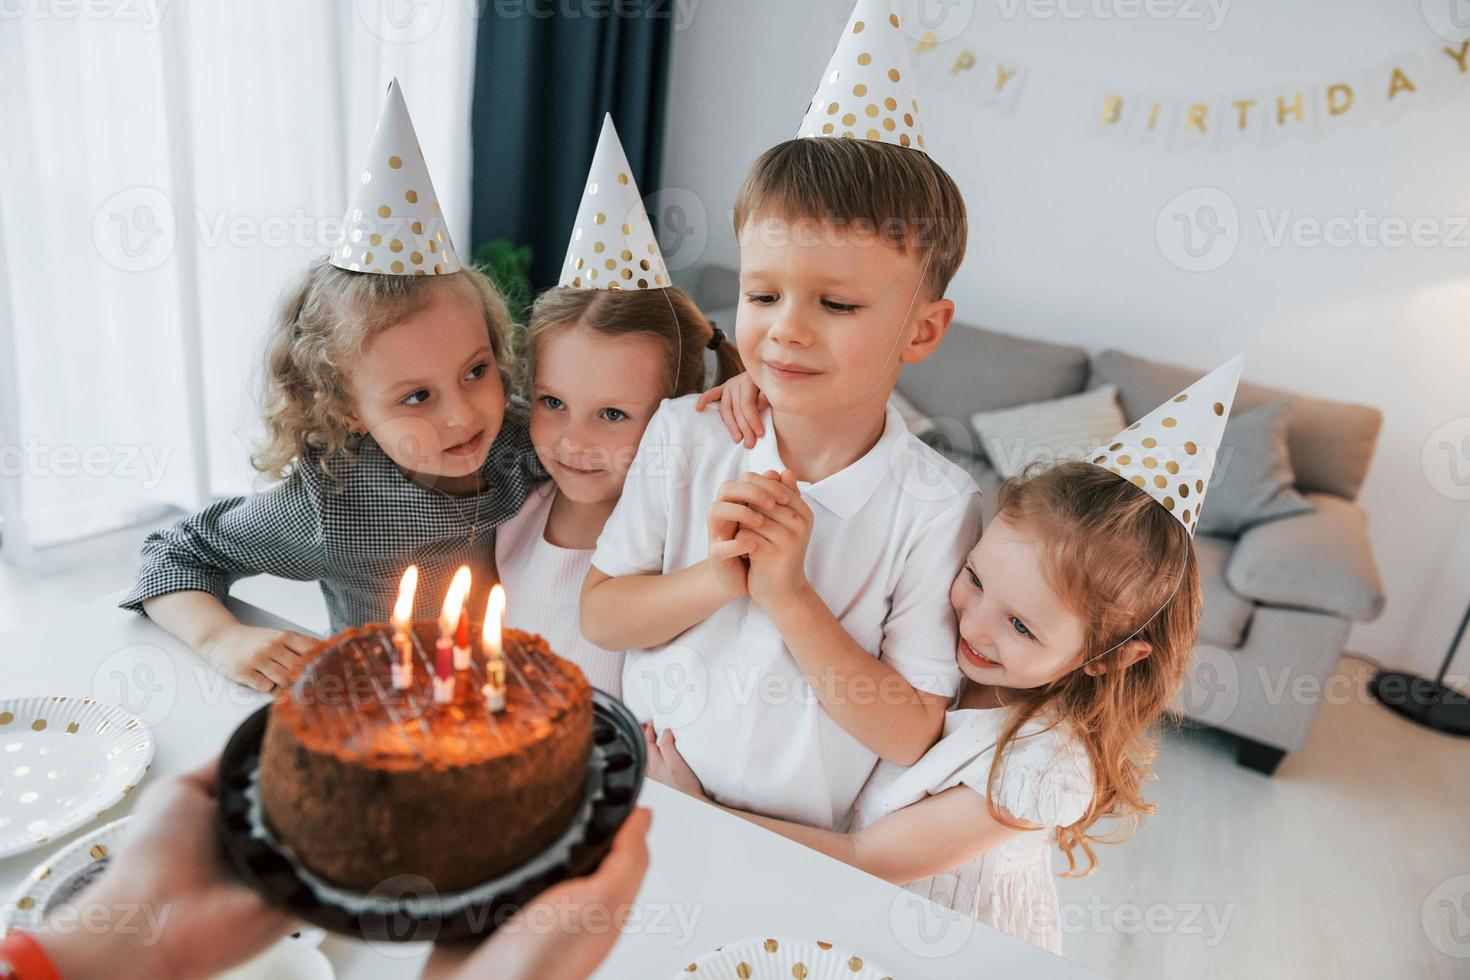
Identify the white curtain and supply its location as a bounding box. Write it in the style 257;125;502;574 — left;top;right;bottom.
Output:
0;0;479;563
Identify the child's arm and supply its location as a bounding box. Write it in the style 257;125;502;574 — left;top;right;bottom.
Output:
142;591;318;691
646;726;1029;882
121;473;326;690
736;469;948;765
581;559;742;652
747;786;1028;883
579;398;757;651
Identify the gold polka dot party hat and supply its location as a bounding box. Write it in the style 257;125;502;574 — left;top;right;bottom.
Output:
331;78;460;276
797;0;926;150
557;114;669;290
1086;354;1245;536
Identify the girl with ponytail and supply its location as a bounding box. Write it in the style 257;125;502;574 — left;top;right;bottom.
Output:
495;285;744;697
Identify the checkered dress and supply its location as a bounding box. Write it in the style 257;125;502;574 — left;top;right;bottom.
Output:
120;401;546;634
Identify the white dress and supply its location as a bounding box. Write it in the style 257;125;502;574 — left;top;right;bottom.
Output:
494;482;625;697
851;707;1094;955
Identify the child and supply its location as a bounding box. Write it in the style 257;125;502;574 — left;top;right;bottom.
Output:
646;358;1244;954
120;80;540;691
495;116;744;698
580;0;983;832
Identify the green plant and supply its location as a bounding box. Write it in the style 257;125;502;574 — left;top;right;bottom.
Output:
472;239;535;330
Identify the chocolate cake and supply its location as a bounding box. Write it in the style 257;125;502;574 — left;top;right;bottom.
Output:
257;622;592;893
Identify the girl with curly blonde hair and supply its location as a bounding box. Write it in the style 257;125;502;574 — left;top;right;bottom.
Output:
122;261;542;691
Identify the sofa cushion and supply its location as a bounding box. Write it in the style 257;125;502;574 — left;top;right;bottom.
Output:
897;323;1091;434
1091;350;1382;500
1225;493;1386;622
1195;534;1255;648
969;384;1126;478
1197;401;1316;536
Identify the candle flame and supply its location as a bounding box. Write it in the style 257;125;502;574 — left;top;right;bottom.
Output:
392;565;419;629
482;584;506;654
440;566;472;634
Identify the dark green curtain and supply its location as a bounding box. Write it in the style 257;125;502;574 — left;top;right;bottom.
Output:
469;2;673;293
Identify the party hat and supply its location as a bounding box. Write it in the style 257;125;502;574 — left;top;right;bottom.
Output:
796;0;926;150
332;78;460;276
557;115;670;290
1086;355;1245;536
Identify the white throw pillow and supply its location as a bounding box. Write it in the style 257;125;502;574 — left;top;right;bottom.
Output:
970;384;1126;479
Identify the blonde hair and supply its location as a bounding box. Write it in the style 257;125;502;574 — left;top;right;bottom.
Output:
732;137;968;299
984;460;1201;877
519;287;742;400
252;261;515;481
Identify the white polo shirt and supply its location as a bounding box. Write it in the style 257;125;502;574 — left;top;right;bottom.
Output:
591;394;983;830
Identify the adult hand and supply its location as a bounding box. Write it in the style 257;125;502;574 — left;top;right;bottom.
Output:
36;757;298;980
423;808;654;980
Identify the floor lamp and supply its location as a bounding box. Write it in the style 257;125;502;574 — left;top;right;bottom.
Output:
1370;599;1470;736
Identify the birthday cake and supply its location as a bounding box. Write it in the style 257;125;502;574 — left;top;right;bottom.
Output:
257;621;593;893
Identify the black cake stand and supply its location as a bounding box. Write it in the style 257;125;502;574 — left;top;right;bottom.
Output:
214;690;645;943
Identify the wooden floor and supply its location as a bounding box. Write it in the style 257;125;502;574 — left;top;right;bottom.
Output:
3;536;1468;979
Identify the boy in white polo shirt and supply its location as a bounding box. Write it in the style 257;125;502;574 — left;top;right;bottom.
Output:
580;0;980;831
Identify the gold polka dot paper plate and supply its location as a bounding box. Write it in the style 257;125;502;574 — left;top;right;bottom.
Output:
1;816;130;932
677;937;895;979
0;697;154;859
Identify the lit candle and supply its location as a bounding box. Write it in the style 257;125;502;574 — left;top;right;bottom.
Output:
435;566;472;704
481;584;506;713
454;598;472;670
390;565;418;690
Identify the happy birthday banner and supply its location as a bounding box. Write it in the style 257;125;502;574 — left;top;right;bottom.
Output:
908;33;1470;152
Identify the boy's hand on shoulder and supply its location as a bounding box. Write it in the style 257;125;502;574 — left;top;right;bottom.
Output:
739;470;815;612
696;372;769;449
200;623;317;693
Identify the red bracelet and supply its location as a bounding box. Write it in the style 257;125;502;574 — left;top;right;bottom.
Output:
0;931;62;980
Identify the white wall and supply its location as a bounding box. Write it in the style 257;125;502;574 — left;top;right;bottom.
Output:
659;0;1470;676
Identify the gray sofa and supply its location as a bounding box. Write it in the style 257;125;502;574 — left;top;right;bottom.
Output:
895;323;1386;774
697;270;1385;774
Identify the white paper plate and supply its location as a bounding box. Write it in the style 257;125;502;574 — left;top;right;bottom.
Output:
2;817;130;931
0;697;154;858
677;937;895;979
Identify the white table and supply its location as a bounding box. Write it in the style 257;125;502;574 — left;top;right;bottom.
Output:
0;591;1104;978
